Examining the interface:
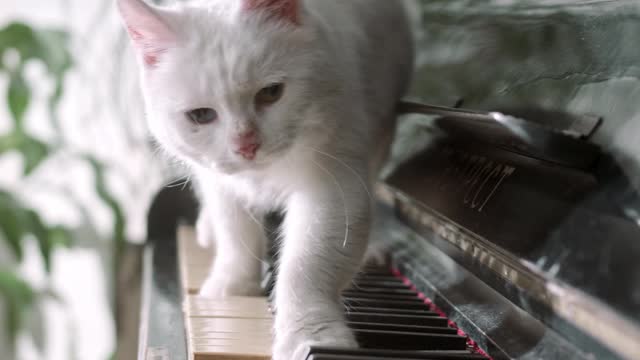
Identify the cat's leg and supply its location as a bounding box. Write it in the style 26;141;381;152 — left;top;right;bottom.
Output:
196;204;215;249
362;202;398;267
198;192;266;298
273;170;370;359
361;114;397;268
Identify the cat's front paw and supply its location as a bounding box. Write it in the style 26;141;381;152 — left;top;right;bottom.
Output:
199;273;263;298
362;242;390;267
273;320;357;360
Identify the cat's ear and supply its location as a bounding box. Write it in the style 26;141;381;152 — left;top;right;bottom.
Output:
117;0;177;67
243;0;300;25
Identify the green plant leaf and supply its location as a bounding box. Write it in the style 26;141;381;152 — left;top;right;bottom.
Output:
8;72;30;127
33;29;72;78
0;269;35;352
86;157;127;251
0;191;71;271
48;226;73;248
0;23;39;61
0;23;72;72
24;210;53;272
0;191;27;261
0;21;72;140
0;133;50;175
47;80;65;134
0;133;21;154
19;135;49;176
0;208;25;261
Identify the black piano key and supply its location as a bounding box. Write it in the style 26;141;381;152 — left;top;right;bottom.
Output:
346;306;439;316
271;306;439;317
343;297;431;310
307;355;482;360
354;329;468;350
347;321;458;335
359;267;394;276
308;356;384;360
344;287;417;296
342;291;427;302
305;347;486;360
353;275;400;282
307;356;463;360
351;280;410;289
346;312;449;327
272;268;485;359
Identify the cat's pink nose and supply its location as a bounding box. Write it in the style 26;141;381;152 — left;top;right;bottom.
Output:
233;130;260;160
235;143;260;160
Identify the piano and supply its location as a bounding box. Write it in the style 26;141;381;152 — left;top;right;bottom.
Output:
135;97;640;360
131;1;640;359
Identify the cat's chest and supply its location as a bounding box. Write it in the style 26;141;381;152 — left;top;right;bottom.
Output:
223;174;287;210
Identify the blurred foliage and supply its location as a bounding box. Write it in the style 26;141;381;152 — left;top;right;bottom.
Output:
0;21;72;355
0;21;127;356
0;191;72;271
0;23;72;169
0;270;35;344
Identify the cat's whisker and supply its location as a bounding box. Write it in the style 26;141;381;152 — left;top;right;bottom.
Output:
305;146;373;202
310;159;350;248
238;236;270;268
226;205;270;269
247;210;267;231
180;174;192;191
164;174;191;188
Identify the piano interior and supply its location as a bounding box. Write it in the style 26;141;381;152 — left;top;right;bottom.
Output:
136;2;640;359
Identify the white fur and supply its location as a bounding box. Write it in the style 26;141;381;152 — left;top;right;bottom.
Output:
117;0;414;358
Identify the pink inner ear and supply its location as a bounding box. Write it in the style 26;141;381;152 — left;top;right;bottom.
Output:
127;27;165;67
118;0;175;68
244;0;299;24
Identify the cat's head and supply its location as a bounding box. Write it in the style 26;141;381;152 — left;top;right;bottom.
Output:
117;0;318;174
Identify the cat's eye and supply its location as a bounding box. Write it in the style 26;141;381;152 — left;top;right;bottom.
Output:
255;83;285;106
186;108;218;125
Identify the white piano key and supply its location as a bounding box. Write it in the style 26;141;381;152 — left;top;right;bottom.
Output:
179;225;274;359
187;317;273;334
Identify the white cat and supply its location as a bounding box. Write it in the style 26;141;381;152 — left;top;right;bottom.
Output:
117;0;414;358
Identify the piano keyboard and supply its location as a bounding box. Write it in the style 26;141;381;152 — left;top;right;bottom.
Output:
177;226;490;360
